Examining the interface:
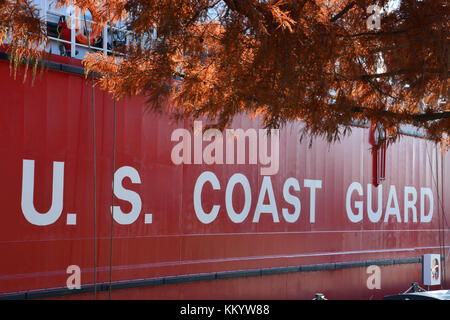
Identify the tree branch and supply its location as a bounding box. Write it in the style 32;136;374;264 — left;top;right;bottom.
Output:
330;1;356;22
351;106;450;123
335;69;449;81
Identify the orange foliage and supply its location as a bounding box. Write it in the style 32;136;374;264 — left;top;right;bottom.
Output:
1;0;449;144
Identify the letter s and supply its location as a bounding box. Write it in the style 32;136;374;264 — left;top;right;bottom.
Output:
111;166;142;225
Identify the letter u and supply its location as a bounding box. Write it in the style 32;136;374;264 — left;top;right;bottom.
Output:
21;159;64;226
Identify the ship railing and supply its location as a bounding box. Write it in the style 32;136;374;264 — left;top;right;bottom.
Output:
34;0;155;60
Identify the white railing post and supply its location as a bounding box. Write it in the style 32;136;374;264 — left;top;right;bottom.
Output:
70;23;76;57
69;1;76;57
41;0;48;23
39;0;48;40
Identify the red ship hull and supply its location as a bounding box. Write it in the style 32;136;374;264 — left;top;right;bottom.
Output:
0;55;448;299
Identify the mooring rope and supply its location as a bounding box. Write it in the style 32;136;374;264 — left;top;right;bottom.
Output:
92;75;98;300
84;12;98;300
426;142;448;289
109;98;117;300
441;151;447;287
108;16;116;300
436;145;447;288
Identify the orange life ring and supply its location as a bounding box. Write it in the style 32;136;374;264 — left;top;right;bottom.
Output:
75;8;102;46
